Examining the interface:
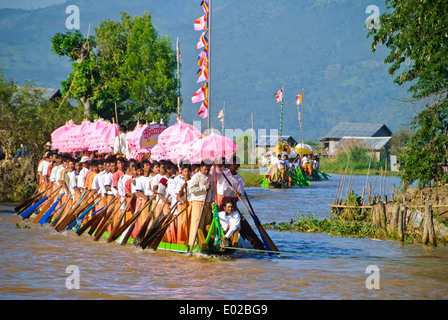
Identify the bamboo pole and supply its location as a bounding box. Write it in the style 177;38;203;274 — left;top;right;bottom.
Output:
379;166;383;202
334;168;343;204
398;205;405;241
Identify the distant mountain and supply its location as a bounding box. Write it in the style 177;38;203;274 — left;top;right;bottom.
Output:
0;0;420;140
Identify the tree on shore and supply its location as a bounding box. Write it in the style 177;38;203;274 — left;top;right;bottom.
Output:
51;12;179;124
368;0;448;188
0;68;84;201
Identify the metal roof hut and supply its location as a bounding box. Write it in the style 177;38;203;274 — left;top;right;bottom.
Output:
320;123;392;160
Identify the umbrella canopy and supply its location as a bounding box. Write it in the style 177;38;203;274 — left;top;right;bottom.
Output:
189;134;237;163
158;121;202;148
150;144;167;162
295;143;313;155
126;124;148;154
51;121;75;152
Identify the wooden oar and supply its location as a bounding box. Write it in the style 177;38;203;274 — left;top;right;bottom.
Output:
20;186;62;220
87;198;117;236
243;191;279;253
234;207;266;250
50;196;71;227
15;185;51;214
45;198;70;225
107;199;142;244
219;170;279;253
20;196;48;220
54;191;92;232
32;188;63;224
74;206;105;232
52;191;86;230
37;192;66;225
75;205;106;236
65;197;102;231
93;198;122;241
133;197;159;247
107;196;135;243
188;188;210;255
113;199;151;245
142;205;187;251
139;200;177;249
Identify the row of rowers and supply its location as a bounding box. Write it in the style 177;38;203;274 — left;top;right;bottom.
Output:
36;152;245;244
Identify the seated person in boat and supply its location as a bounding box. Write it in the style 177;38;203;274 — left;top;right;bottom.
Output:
218;199;240;242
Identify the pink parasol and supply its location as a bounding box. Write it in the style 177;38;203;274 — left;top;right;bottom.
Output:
126;124;147;154
158;121;202;148
96;123;118;154
51;122;73;152
150;144;167;162
188;133;237;163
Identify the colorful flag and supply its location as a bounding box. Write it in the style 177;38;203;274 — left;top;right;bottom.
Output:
176;38;182;62
197;65;209;83
198;100;209;118
194;13;208;31
197;30;208;49
198;50;208;67
296;92;303;105
275;88;283;103
192;83;208;104
217;109;224;119
201;0;209;13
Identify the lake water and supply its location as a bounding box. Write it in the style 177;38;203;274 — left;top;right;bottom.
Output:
1;174;448;301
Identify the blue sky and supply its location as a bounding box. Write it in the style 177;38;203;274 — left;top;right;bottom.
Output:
0;0;65;9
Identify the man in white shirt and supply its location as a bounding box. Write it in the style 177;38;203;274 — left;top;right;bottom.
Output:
187;161;215;249
91;159;106;197
103;158;117;204
37;152;51;186
49;153;63;186
77;156;91;193
215;158;245;211
150;161;162;198
66;158;79;199
114;125;129;159
218;199;240;241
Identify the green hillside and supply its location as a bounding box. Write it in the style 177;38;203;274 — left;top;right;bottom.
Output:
0;0;419;140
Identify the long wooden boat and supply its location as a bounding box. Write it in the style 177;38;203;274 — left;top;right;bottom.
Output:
15;189;264;257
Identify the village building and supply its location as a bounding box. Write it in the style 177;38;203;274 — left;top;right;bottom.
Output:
320;123;392;161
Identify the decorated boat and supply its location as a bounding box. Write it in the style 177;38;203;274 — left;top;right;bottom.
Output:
15;176;275;256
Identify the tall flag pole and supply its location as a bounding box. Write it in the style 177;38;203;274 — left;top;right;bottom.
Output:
217;108;224;133
275;88;284;138
208;0;212;132
192;0;211;131
296;89;304;157
176;37;182;121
